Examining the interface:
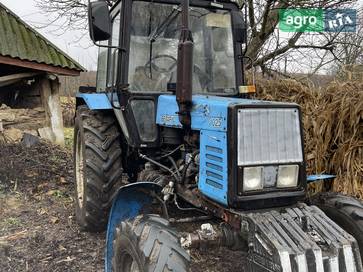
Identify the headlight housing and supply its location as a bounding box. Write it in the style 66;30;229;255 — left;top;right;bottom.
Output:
243;167;263;192
277;165;299;188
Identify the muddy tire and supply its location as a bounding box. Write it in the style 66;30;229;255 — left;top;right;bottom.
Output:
311;192;363;261
74;105;123;232
112;215;190;272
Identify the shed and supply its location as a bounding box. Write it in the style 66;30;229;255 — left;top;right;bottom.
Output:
0;2;85;145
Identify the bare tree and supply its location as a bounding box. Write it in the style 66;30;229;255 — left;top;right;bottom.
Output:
242;0;356;74
326;8;363;80
332;9;363;65
37;0;357;75
35;0;88;32
35;0;116;33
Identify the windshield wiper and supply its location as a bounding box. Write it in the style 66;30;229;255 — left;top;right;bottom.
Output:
149;6;181;42
148;6;181;78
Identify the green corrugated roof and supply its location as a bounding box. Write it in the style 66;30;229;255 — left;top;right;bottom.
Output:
0;2;85;72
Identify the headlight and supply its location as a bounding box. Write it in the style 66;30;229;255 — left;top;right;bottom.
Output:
277;165;299;188
243;167;263;192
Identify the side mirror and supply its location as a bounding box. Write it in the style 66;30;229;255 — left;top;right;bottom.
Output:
88;1;111;42
231;11;247;44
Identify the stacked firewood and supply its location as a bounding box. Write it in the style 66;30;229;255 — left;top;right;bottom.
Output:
0;103;46;143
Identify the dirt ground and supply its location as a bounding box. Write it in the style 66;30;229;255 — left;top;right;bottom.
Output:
0;142;245;272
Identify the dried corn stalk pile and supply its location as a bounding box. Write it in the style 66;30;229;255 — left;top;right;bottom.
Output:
60;97;76;127
254;79;363;197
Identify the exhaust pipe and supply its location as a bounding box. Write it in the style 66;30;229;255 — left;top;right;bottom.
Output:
176;0;193;129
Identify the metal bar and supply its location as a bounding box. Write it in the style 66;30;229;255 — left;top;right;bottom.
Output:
176;0;193;129
169;216;212;223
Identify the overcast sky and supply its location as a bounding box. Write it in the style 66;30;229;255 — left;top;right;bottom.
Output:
0;0;98;71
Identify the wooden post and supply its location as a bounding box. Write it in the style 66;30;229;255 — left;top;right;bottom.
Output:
39;75;65;145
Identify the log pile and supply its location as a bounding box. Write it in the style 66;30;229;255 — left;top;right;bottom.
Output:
0;103;47;143
255;79;363;198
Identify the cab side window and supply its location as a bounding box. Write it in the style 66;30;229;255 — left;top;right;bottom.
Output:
96;41;108;92
107;11;121;87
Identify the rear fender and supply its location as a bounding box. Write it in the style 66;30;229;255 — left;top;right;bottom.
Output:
76;93;112;110
105;182;162;272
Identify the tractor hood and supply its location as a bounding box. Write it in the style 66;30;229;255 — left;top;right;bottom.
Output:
156;94;297;132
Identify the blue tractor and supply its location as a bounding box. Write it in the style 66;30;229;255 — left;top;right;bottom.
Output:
74;0;363;271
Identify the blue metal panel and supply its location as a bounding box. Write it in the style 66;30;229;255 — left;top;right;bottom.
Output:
156;94;290;132
156;95;227;131
105;182;162;272
307;174;336;183
199;129;228;205
76;93;112;110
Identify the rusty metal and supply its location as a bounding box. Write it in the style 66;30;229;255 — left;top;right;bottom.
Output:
176;0;193;129
200;195;242;230
175;185;203;208
180;222;245;250
181;223;223;250
220;211;242;231
176;186;242;230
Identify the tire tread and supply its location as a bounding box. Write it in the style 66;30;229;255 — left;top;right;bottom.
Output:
74;105;124;232
311;192;363;263
112;215;190;272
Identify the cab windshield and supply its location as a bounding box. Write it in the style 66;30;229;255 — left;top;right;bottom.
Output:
128;1;236;94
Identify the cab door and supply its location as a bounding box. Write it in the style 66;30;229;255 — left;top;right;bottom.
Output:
101;0;159;148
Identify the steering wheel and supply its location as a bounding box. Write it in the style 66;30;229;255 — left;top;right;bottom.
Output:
144;54;177;76
143;54;212;90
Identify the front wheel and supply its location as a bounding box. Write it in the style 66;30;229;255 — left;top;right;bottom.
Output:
310;192;363;264
112;215;190;272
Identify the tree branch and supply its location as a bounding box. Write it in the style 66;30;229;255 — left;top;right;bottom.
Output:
253;32;303;67
247;0;257;36
259;0;274;36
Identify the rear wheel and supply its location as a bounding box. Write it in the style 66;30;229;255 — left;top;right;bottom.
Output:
112;215;190;272
74;105;124;232
310;192;363;263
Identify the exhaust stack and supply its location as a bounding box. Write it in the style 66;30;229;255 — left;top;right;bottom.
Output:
176;0;193;129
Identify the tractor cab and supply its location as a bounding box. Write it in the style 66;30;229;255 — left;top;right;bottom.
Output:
73;1;363;271
93;0;246;94
88;0;247;148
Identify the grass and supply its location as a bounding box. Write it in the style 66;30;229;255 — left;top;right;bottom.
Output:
60;96;76;104
0;217;22;229
46;189;72;203
64;127;74;150
50;190;69;199
0;184;5;197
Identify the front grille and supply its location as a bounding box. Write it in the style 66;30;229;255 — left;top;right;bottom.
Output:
237;108;303;166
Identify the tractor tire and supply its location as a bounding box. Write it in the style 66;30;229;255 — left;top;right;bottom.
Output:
74;105;123;232
112;215;190;272
310;192;363;262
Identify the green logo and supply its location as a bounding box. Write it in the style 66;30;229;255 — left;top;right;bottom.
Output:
279;9;324;32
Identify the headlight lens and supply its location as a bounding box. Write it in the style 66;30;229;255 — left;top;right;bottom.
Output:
243;167;263;192
277;165;299;188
